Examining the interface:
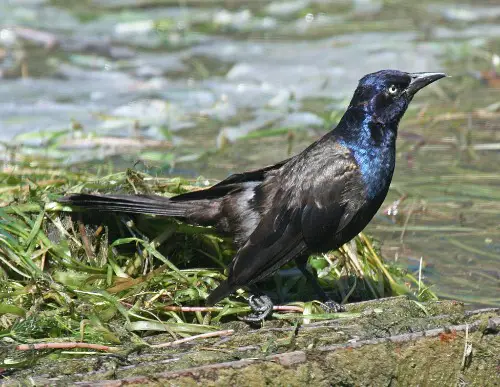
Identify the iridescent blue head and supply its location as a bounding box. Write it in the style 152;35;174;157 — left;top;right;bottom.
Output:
348;70;446;125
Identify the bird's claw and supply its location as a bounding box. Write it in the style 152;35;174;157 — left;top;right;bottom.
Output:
322;300;345;313
239;294;273;322
248;294;272;312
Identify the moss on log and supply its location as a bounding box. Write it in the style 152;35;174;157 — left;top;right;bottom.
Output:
4;297;499;386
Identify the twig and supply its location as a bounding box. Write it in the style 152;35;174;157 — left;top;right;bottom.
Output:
16;342;115;352
78;218;95;261
461;323;472;370
162;305;305;313
418;257;423;293
61;137;173;150
151;329;234;349
273;305;304;313
164;306;224;312
399;200;416;243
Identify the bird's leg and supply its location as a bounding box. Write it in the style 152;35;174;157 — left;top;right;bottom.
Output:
239;286;274;322
295;256;345;313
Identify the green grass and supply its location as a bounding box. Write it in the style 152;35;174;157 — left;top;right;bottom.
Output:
0;162;436;369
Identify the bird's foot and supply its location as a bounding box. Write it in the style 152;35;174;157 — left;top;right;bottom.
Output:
239;294;274;322
321;300;345;313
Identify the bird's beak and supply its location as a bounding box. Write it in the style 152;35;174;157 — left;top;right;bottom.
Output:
406;72;447;96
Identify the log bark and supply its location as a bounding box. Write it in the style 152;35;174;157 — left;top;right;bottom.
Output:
5;297;499;386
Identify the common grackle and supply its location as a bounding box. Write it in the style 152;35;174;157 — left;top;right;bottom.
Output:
60;70;446;321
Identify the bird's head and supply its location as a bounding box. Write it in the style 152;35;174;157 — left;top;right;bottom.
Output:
348;70;446;125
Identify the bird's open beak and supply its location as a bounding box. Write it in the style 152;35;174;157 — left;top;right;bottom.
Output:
407;72;447;96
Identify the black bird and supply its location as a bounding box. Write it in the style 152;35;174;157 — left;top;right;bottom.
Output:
60;70;446;321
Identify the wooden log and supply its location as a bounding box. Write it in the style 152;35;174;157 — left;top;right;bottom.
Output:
5;297;499;386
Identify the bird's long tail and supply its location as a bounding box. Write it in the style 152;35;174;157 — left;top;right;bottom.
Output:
59;193;191;217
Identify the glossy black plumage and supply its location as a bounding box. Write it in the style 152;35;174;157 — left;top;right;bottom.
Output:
60;70;446;319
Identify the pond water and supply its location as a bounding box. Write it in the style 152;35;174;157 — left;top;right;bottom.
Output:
0;0;498;307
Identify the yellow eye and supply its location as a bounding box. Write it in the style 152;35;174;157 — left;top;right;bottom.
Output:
388;84;398;94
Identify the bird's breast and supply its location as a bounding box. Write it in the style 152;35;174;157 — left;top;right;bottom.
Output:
343;143;396;201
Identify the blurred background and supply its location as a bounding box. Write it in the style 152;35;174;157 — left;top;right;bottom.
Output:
0;0;498;307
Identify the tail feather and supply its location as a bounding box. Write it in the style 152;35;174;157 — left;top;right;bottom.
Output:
59;193;190;217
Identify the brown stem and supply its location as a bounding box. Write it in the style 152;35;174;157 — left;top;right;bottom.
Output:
16;342;115;352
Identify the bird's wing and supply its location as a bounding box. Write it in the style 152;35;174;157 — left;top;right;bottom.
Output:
212;158;291;187
171;158;291;202
227;188;308;286
300;159;364;249
227;150;364;288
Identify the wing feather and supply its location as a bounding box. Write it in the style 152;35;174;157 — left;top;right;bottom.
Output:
172;159;289;202
225;149;364;289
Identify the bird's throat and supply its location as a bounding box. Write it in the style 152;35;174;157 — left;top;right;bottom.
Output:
337;109;397;200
